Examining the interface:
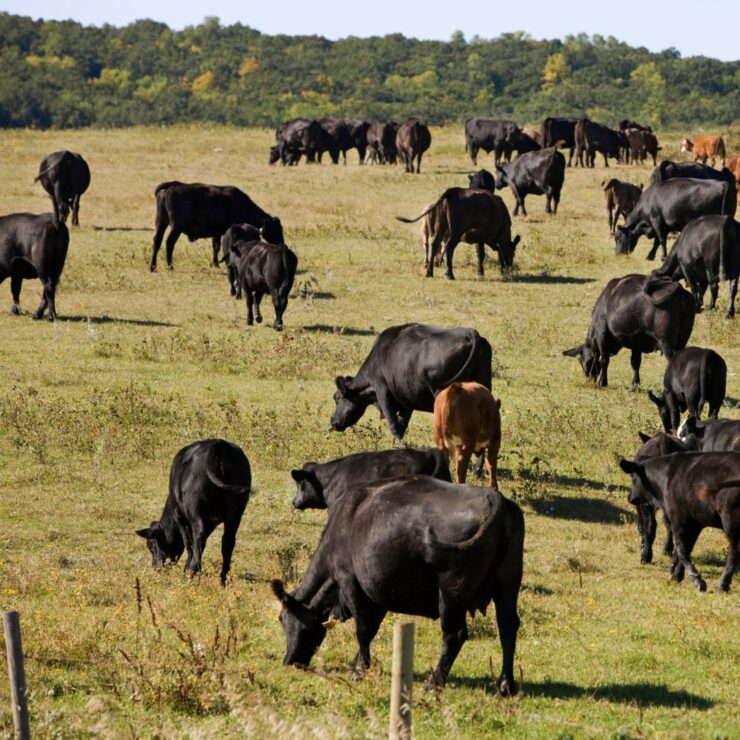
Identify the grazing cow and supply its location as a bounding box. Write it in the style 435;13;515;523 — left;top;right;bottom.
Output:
540;117;578;166
650;160;736;187
150;181;283;271
681;135;726;168
35;150;91;227
652;214;740;317
291;447;451;510
630;431;691;563
467;169;496;191
314;119;345;164
0;213;69;321
228;240;297;330
272;477;524;693
465;119;521;166
615;178;736;261
647;347;727;433
494;146;566;216
346;120;370;164
575;119;624;167
330;323;492;442
274;119;326;164
433;382;502;487
396;120;431;173
602;179;643;234
366;121;398;164
679;417;740;452
136;439;251;585
397;188;520;279
625;129;661;166
619;120;652;133
620;452;740;592
562;274;695;388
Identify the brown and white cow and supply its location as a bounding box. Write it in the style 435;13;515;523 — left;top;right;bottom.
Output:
681;135;726;168
433;382;501;487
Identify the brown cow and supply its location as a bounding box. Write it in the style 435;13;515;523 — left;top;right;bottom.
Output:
602;178;643;233
433;382;501;487
396;120;431;173
626;129;661;166
681;136;726;168
727;154;740;202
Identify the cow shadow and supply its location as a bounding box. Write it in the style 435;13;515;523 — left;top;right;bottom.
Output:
528;494;628;524
303;324;376;336
295;292;336;300
512;274;596;285
722;396;740;408
59;315;178;328
91;226;151;232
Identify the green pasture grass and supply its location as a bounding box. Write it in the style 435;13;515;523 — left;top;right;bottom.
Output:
0;124;738;737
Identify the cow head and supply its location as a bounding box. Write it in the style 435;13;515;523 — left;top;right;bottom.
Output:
272;579;328;667
261;217;284;244
647;391;672;433
499;234;520;269
269;146;281;165
136;520;184;567
330;376;374;432
614;226;637;255
619;459;654;505
562;344;601;381
290;465;326;509
494;165;509;190
680;138;693;153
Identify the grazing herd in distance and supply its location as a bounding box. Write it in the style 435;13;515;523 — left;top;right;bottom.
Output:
2;114;740;694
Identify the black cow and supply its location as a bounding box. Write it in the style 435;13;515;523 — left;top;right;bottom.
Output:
563;274;695;388
513;130;541;155
615;178;736;261
619;120;652;133
575;120;624;167
540;117;579;166
272;477;524;693
630;431;690;563
0;213;69;321
291;447;451;510
35;150;90;226
346;120;370;164
620;452;740;592
330;323;492;441
228;240;297;330
467;169;495;191
220;221;285;297
652;215;740;317
396;120;431;173
274;119;326;164
494;146;565;216
647;347;727;433
367;121;398;164
650;160;737;186
136;439;251;585
150;181;283;271
465;118;521;167
679;417;740;451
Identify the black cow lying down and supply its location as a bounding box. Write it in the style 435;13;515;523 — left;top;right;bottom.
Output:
272;476;524;693
150;181;283;271
291;447;451;509
620;452;740;592
563;274;695;388
331;323;492;442
137;439;251;585
0;213;69;321
227;240;298;330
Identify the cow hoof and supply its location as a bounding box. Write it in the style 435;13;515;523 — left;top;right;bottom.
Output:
646;254;656;262
256;316;263;324
726;312;735;320
640;553;652;565
274;324;283;331
715;582;730;594
497;677;517;697
446;274;455;281
247;320;254;326
167;265;174;271
695;578;707;592
423;674;444;692
32;312;43;321
149;264;157;273
9;305;20;316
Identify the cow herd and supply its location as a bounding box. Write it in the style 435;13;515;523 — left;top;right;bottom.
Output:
2;119;740;697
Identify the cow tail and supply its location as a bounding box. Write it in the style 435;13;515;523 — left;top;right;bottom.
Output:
34;163;56;183
431;450;452;482
445;331;484;388
205;445;251;497
720;182;733;217
699;352;710;416
53;221;70;280
396;193;448;224
719;216;730;282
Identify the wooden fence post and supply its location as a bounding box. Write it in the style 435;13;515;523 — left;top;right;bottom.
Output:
389;622;414;740
3;611;30;740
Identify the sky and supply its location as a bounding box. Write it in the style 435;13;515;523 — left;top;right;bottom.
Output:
2;0;738;62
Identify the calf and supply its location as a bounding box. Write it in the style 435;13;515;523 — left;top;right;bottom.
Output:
35;150;91;226
0;212;69;321
433;382;501;486
229;240;297;330
136;439;251;585
681;135;726;168
647;347;727;433
467;169;495;191
602;179;643;234
620;452;740;592
651;214;740;317
630;431;691;563
678;417;740;452
291;447;450;510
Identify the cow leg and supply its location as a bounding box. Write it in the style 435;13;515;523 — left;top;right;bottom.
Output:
211;237;221;268
454;446;473;484
270;288;284;330
472;451;486;479
637;503;657;564
603;152;609;168
444;235;461;280
416;153;422;174
518;193;527;217
728;276;738;318
53;183;68;224
425;600;468;689
245;287;255;326
150;223;168;272
671;522;705;591
629;349;642;389
645;236;662;261
716;527;739;593
708;273;719;310
662;511;674;556
487;437;500;488
607;205;614;233
476;243;485;276
253;291;264;323
351;602;386;676
165;229;181;270
598;355;609;387
71;194;81;227
9;274;22;315
219;505;246;586
35;278;57;321
186;520;215;577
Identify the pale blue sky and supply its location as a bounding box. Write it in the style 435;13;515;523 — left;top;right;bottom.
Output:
3;0;738;61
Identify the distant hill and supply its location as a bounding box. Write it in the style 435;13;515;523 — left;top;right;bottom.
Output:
0;13;737;129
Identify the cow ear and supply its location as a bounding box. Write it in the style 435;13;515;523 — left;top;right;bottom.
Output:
638;431;652;443
639;183;644;190
495;164;505;173
271;579;288;603
562;345;583;357
136;527;151;539
231;244;241;258
619;459;640;475
647;390;663;407
512;234;521;249
335;375;354;394
290;469;306;483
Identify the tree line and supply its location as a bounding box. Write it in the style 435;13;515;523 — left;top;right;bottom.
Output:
0;13;738;130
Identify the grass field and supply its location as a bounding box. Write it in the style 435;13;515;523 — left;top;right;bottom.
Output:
0;125;739;738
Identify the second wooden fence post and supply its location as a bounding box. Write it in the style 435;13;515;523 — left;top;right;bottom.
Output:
389;621;414;740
